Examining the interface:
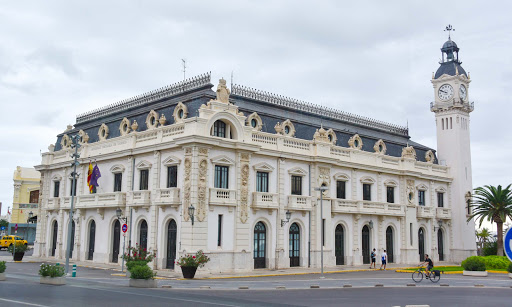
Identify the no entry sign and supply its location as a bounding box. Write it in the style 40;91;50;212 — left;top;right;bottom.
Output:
122;224;128;233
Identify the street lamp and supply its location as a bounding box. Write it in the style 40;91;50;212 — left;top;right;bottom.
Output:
434;219;443;232
116;208;128;272
65;134;81;275
188;205;195;225
314;185;328;279
281;210;292;227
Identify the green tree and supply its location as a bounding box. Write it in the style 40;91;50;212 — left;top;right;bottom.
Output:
475;227;492;254
0;219;8;228
468;185;512;256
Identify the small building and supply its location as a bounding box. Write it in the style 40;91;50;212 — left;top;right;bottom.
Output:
10;166;40;243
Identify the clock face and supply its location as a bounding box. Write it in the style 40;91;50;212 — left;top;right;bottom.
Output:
459;84;467;100
438;84;454;101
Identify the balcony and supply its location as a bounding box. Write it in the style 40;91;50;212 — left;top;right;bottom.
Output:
436;207;452;219
155;188;181;205
331;200;405;217
46;198;60;210
78;192;126;208
252;192;278;210
417;206;435;219
287;195;313;211
209;188;237;206
61;196;78;209
127;191;151;207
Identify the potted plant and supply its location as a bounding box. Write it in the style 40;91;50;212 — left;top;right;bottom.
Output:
123;244;155;277
462;256;488;277
39;263;66;285
8;242;28;261
508;263;512;279
129;264;157;288
176;250;210;279
0;261;6;281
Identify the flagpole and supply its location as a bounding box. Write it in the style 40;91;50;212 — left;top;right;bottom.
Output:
65;135;81;275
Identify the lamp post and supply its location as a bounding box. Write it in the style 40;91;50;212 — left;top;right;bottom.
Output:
188;205;195;226
65;134;81;275
314;185;328;279
116;208;127;272
280;210;291;227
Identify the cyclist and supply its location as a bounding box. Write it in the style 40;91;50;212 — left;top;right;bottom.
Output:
420;254;434;278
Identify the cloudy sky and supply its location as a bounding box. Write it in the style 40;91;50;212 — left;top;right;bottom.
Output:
1;1;511;222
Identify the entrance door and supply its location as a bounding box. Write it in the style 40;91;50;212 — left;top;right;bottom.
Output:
70;221;75;258
386;226;394;263
335;224;345;265
51;221;58;257
166;220;177;269
362;225;370;264
140;220;148;250
289;223;300;267
438;229;444;261
253;222;266;269
418;228;425;262
112;220;120;263
88;220;96;260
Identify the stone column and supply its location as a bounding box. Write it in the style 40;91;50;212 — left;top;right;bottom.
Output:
353;214;361;265
149;150;160;268
276;158;286;268
234;152;251;270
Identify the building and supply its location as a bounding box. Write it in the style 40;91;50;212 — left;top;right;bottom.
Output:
11;166;40;243
33;36;476;271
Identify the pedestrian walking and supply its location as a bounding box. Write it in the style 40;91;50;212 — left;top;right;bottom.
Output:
369;248;376;269
380;250;387;270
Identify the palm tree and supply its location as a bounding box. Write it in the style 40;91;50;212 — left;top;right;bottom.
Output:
475;227;492;255
468;185;512;256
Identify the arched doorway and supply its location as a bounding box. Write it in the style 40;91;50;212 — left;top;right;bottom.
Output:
386;226;394;263
362;225;370;264
88;220;96;260
139;220;148;250
438;229;444;261
289;223;300;267
418;227;425;261
70;221;75;258
112;220;120;263
254;222;266;269
51;221;58;257
335;224;345;265
166;220;177;269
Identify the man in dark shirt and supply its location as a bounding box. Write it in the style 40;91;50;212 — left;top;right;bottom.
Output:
420;254;434;278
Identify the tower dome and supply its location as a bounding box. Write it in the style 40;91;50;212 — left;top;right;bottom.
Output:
434;38;467;79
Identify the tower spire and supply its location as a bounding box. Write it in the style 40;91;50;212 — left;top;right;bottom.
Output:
444;24;455;40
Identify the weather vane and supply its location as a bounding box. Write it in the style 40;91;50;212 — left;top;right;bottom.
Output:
444;24;455;40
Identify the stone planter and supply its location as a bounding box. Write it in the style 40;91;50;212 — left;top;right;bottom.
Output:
0;272;6;281
129;278;157;288
508;273;512;279
463;270;488;277
13;252;24;261
181;266;198;279
40;276;66;285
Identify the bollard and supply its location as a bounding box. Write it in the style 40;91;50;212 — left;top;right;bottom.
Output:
72;264;77;277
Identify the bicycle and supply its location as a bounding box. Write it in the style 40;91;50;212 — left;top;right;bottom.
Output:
411;266;441;283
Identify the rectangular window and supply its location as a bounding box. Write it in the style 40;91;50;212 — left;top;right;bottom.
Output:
214;166;229;189
410;223;413;246
322;219;326;246
217;214;223;247
363;184;371;201
418;190;426;206
167;166;178;188
386;186;394;203
29;190;39;204
114;173;122;192
70;179;77;196
139;169;149;190
53;181;60;198
213;120;226;138
437;192;444;208
336;181;346;199
291;175;302;195
256;172;269;193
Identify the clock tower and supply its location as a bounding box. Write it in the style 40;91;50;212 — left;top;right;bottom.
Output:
431;26;477;261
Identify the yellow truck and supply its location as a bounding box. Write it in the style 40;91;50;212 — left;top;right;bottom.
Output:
0;235;28;250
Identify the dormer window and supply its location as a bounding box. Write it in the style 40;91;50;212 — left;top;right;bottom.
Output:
213;120;227;138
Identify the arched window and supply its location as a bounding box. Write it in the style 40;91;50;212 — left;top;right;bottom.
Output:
213;120;227;138
254;222;266;269
139;220;148;250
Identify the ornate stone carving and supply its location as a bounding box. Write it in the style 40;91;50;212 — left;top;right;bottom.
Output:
131;120;139;132
199;147;209;155
145;110;159;130
425;150;435;163
183;157;192;221
313;127;329;143
78;130;89;144
276;119;295;137
318;167;330;197
48;144;55;152
173;102;188;123
246;112;262;131
65;124;73;132
401;146;417;160
373;139;386;155
406;179;415;206
215;78;230;103
274;122;283;134
61;134;71;148
326;129;336;144
98;124;109;141
197;158;208;222
240;153;250;223
119;118;131;136
348;134;363;150
159;114;167;126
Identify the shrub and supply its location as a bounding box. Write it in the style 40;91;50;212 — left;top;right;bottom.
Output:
0;261;6;273
129;264;155;279
481;256;511;270
123;245;155;263
126;260;148;272
39;264;65;277
508;263;512;273
176;250;210;268
482;241;497;256
8;242;28;254
462;256;486;271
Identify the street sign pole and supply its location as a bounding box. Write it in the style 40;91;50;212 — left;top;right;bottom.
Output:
121;223;128;273
13;224;18;258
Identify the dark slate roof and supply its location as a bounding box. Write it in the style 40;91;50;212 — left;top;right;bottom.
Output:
442;39;458;50
434;61;467;79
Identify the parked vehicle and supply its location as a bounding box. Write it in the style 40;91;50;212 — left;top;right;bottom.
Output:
0;236;28;250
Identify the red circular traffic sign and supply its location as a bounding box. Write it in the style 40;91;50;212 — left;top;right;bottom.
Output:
122;224;128;233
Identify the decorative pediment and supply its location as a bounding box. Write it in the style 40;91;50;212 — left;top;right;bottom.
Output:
288;167;307;176
416;183;428;191
246;112;262;131
136;160;152;169
384;179;398;187
360;176;376;184
210;155;235;166
52;175;63;181
333;172;350;181
435;186;447;193
374;139;386;155
348;134;363;150
163;155;181;166
110;164;126;173
253;162;274;172
425;150;435;164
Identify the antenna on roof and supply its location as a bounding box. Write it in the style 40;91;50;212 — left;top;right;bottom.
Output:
181;59;187;80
